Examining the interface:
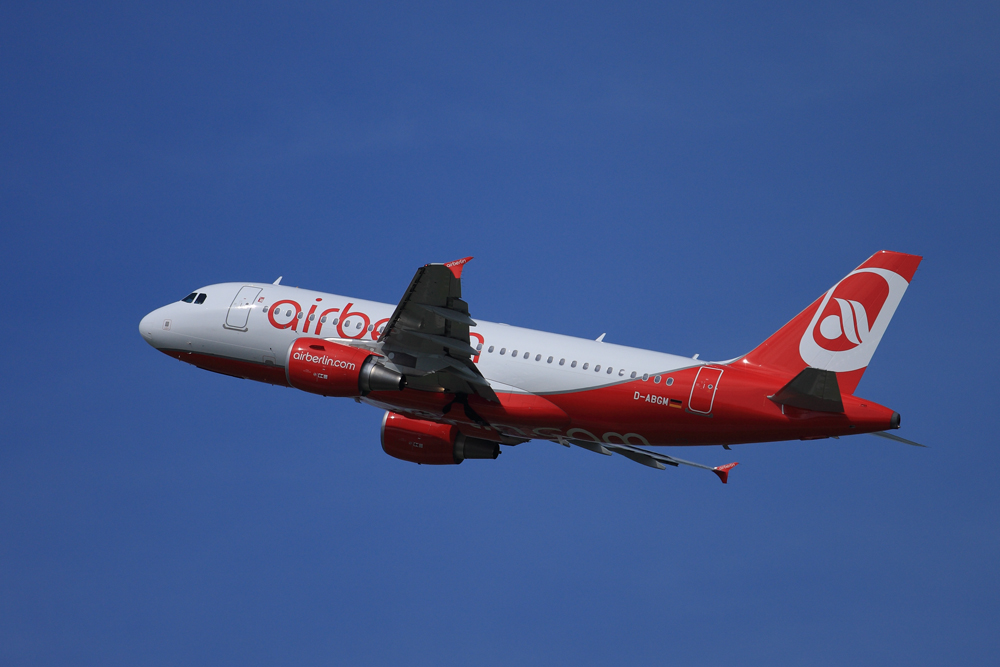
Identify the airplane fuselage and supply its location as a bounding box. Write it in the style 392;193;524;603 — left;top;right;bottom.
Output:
139;281;898;450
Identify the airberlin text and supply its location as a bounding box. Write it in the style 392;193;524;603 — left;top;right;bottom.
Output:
292;350;356;371
374;403;653;448
266;296;483;362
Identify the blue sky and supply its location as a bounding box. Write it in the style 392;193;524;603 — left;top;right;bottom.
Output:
2;2;998;665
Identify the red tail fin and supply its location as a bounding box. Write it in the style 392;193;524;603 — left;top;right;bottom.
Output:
739;251;922;395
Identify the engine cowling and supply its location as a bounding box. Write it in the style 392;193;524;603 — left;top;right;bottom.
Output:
381;412;501;465
287;338;405;397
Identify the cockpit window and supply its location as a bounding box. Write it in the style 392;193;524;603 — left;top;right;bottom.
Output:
194;293;207;304
182;293;197;303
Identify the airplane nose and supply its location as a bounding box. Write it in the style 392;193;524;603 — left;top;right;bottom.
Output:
139;307;167;348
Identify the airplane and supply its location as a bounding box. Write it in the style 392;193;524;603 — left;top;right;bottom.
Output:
139;250;924;483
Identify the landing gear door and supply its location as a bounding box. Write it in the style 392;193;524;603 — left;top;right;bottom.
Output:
225;286;262;331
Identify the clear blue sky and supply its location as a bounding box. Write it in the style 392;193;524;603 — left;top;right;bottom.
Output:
2;2;998;665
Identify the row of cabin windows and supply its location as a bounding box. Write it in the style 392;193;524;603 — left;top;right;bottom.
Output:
253;303;665;380
481;344;674;385
181;292;208;304
260;306;384;334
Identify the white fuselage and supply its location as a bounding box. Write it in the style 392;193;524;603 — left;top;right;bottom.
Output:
140;282;706;399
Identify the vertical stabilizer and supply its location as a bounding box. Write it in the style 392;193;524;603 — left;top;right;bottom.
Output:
739;251;922;394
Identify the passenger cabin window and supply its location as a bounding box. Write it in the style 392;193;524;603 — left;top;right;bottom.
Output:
535;354;541;361
595;365;601;372
182;293;197;303
500;348;506;355
582;363;589;370
654;375;661;384
194;293;207;305
666;377;674;386
488;346;495;353
559;359;565;365
523;352;529;359
547;356;553;363
571;361;577;368
630;371;637;379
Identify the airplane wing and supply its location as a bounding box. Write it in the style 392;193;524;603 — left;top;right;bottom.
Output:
568;439;739;483
377;257;499;402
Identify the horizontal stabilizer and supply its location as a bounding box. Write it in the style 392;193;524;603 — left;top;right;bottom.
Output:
770;367;844;413
871;431;927;447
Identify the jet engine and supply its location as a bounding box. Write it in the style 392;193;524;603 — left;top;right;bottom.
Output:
381;412;501;465
286;338;405;397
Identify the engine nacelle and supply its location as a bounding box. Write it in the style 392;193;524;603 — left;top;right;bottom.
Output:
381;412;501;465
287;338;405;397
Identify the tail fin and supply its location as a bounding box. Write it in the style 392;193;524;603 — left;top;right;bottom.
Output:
740;251;922;395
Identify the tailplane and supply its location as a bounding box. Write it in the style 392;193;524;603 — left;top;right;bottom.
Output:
740;251;922;394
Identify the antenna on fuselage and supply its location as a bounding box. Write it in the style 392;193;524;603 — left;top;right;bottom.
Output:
273;276;282;285
596;333;606;342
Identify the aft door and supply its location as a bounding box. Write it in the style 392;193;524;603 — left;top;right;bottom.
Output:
688;367;723;414
225;286;262;331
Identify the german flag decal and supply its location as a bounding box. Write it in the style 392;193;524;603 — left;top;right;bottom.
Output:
669;399;683;409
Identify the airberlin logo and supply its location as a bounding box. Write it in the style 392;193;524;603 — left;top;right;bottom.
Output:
292;351;356;370
267;298;390;341
267;296;486;362
799;268;909;372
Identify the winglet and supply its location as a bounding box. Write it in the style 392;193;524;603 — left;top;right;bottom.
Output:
444;256;473;279
712;462;739;484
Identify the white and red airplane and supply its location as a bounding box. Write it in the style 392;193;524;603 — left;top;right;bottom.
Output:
139;250;924;483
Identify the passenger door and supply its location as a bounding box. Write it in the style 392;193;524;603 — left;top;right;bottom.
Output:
688;367;723;414
224;286;262;331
